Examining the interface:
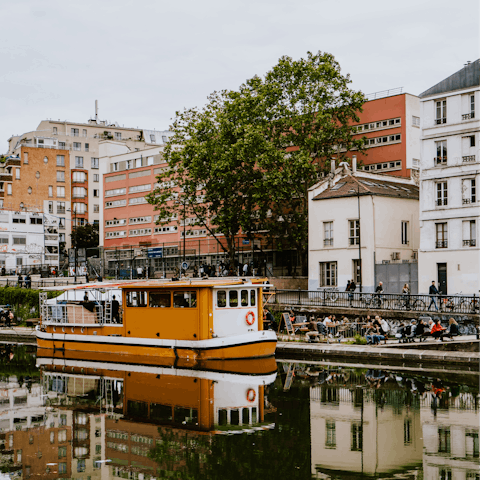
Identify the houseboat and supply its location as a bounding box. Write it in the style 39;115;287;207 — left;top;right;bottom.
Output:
36;278;277;363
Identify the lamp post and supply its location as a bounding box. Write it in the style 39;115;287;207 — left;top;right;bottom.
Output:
73;206;78;283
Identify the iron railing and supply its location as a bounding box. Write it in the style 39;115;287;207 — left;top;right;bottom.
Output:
268;290;480;314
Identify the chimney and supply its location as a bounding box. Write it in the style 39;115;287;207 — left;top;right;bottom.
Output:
352;155;357;173
95;100;98;122
331;159;336;174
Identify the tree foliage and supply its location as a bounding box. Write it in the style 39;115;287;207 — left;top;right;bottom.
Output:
147;51;366;272
71;223;99;254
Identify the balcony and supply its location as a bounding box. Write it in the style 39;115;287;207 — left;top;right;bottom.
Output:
463;239;476;247
324;238;334;247
463;198;472;205
462;112;475;120
436;241;448;248
462;155;475;163
434;156;447;166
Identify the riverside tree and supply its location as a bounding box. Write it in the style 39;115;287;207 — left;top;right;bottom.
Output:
147;51;365;274
245;51;367;275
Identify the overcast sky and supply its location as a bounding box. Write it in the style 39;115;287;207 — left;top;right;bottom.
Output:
1;0;478;151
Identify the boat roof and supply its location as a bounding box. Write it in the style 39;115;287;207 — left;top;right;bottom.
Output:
41;277;269;291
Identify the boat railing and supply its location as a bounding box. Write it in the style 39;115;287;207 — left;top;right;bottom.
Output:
41;302;117;326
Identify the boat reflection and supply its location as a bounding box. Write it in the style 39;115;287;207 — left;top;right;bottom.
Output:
33;355;277;478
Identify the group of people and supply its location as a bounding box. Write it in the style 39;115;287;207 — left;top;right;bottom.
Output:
396;317;458;342
16;273;32;289
364;315;391;345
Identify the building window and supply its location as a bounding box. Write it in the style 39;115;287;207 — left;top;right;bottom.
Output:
15;168;20;180
53;127;57;135
82;129;87;137
325;421;336;449
57;202;65;214
471;94;475;118
435;140;447;165
73;142;81;151
105;188;126;197
13;237;26;245
93;174;99;182
85;143;89;152
48;185;53;197
93;189;99;197
436;223;448;248
349;220;360;245
351;423;363;452
435;99;447;124
71;128;79;137
56;155;65;166
404;419;412;445
463;220;476;247
75;156;84;168
353;259;361;284
93;204;99;213
412;116;420;127
401;221;409;245
59;141;66;149
129;184;151;194
150;134;156;142
73;203;86;214
56;171;65;182
323;221;333;246
91;158;99;169
23;152;28;164
48;201;53;213
73;187;86;198
115;132;122;140
436;182;448;206
463;178;476;204
57;186;65;198
319;261;337;287
59;218;65;229
73;171;86;183
7;184;11;195
438;428;451;453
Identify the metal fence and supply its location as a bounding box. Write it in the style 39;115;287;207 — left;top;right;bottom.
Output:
269;289;480;315
0;278;84;288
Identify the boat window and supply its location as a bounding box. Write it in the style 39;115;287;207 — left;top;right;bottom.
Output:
217;291;226;308
218;409;227;426
250;289;256;306
126;291;147;307
174;406;198;425
230;408;240;425
173;291;197;308
149;292;171;308
242;408;250;424
229;290;238;307
241;290;248;307
150;404;173;422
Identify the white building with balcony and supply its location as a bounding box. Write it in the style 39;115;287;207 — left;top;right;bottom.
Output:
418;60;480;295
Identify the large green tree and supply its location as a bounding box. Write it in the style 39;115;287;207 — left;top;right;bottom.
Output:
147;51;365;273
71;223;99;256
242;51;367;274
146;90;283;269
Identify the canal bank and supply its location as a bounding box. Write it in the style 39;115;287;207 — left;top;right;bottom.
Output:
276;339;480;368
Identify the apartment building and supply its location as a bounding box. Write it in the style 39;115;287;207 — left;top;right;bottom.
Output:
348;90;421;178
308;160;419;293
418;60;480;295
6;111;172;253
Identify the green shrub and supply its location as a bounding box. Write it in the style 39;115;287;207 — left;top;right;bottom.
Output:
346;334;367;345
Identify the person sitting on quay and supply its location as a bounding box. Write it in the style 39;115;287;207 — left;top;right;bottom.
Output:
372;316;387;336
444;318;459;340
415;318;427;341
305;316;320;343
431;319;447;341
364;322;384;345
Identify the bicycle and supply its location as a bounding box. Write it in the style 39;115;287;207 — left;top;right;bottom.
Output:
324;288;339;303
395;296;426;311
361;294;382;309
457;292;479;314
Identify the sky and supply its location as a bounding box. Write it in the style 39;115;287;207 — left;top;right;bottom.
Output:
1;0;479;151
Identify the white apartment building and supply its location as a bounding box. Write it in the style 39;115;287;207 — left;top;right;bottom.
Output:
0;210;59;272
418;60;480;295
308;161;419;293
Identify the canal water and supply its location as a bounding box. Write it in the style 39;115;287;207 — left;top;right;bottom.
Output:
0;345;478;479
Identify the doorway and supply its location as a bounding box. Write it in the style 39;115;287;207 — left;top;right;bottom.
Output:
437;263;447;295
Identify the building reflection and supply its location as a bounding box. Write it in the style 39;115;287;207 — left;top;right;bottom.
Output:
306;367;479;479
32;356;277;479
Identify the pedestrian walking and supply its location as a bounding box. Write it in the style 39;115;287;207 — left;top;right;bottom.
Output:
428;281;439;311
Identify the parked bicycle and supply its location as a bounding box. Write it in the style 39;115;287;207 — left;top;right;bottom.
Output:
324;287;339;303
361;293;382;309
395;296;426;311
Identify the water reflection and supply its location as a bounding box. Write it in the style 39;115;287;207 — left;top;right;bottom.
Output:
0;347;478;479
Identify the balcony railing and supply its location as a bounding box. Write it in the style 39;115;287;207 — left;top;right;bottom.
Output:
436;240;448;248
463;239;476;247
436;199;448;206
435;117;447;125
463;198;472;205
435;156;447;166
462;155;475;163
462;112;475;120
324;238;334;247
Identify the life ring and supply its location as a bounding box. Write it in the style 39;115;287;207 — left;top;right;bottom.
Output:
246;311;255;325
246;389;256;402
